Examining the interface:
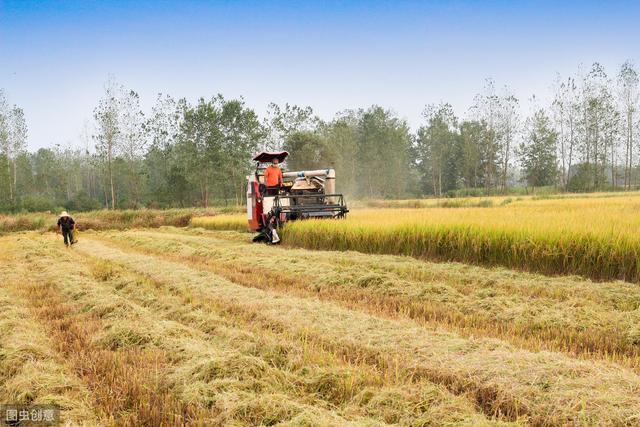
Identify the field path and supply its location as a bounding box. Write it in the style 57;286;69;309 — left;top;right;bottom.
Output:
76;232;640;425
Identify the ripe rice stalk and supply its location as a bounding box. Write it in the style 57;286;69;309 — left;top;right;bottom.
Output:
186;193;640;282
191;214;249;232
278;194;640;283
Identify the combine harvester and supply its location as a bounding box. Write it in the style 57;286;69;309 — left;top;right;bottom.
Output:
247;151;348;243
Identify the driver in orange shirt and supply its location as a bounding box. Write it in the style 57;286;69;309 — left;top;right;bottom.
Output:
263;158;283;194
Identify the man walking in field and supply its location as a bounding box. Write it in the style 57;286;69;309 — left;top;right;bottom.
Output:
57;211;76;247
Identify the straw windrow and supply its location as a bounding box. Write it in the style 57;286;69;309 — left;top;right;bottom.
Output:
1;233;498;426
72;235;640;425
92;228;640;370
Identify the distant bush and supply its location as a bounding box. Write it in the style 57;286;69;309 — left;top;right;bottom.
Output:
446;188;484;198
476;199;494;208
0;214;48;233
65;191;102;212
19;195;57;213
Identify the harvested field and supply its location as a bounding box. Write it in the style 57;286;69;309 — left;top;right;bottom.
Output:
2;228;640;425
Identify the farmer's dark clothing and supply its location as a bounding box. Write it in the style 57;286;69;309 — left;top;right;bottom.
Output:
62;229;74;246
57;216;75;231
57;216;75;246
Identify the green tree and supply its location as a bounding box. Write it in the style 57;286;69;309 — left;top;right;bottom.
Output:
263;103;317;151
357;106;413;198
218;98;264;204
319;113;359;196
458;120;486;189
519;110;558;190
144;94;182;205
177;95;263;207
283;130;325;171
416;103;458;196
470;79;502;194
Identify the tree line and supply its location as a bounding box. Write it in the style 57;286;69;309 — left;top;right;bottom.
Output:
0;61;638;212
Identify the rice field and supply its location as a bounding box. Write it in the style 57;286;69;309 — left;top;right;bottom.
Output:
0;225;639;425
196;193;640;282
2;193;640;425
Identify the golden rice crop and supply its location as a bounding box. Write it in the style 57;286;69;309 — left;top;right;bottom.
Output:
191;214;248;232
354;191;640;209
279;194;640;282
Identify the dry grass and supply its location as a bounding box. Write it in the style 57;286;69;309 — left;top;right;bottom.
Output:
6;215;640;425
94;229;640;371
0;239;214;425
0;242;97;424
1;233;498;425
70;234;640;425
0;208;221;233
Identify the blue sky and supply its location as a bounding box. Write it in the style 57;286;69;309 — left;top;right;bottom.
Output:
1;0;639;150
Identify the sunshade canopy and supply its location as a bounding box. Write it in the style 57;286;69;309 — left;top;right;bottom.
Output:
252;151;289;163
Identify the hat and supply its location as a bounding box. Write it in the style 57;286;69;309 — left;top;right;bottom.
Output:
60;211;69;217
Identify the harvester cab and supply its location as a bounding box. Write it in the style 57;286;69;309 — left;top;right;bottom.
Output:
247;151;348;243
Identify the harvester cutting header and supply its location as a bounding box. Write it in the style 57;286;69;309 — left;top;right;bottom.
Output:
247;151;348;243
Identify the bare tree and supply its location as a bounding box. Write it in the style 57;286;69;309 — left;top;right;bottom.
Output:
552;75;579;190
577;63;618;190
9;106;27;199
94;78;121;209
499;88;519;191
79;119;98;199
119;90;145;207
470;79;503;194
0;90;11;201
0;91;27;204
617;61;639;189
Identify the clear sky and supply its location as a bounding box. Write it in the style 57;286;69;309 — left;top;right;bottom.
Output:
1;0;639;150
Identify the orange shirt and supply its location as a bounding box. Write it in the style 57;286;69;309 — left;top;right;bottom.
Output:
264;165;283;187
